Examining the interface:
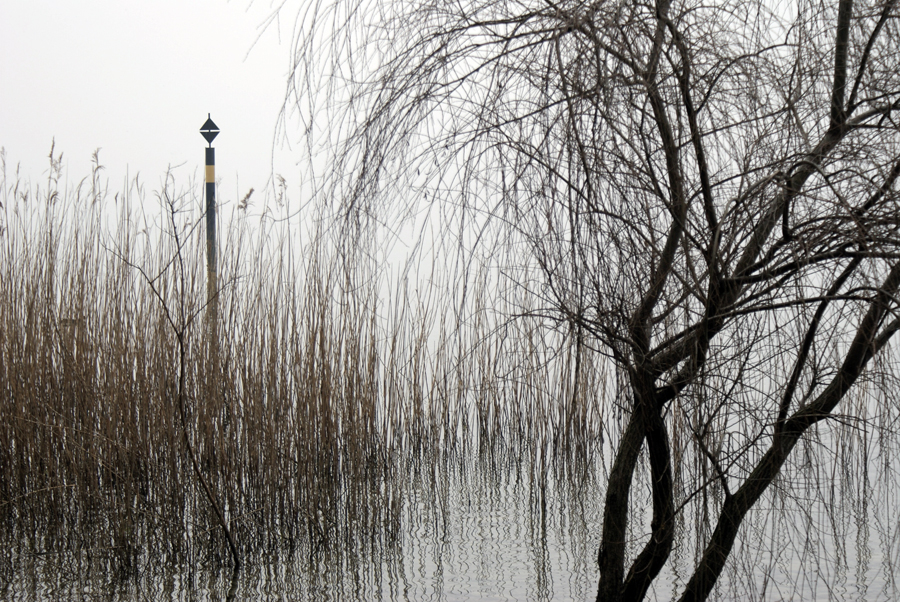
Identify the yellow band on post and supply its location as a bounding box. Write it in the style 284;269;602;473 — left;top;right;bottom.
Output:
206;165;215;183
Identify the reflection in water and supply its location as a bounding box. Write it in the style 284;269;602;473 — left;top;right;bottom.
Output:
1;444;599;601
2;437;898;601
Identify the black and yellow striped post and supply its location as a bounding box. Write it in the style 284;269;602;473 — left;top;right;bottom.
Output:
200;114;220;356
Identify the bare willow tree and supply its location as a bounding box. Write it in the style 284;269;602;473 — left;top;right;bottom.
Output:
289;0;900;599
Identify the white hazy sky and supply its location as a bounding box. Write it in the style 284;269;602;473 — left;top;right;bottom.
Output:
1;0;302;202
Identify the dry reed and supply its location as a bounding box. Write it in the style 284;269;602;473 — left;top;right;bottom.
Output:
0;148;606;574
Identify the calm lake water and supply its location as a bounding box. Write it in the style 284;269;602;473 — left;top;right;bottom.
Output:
4;442;898;601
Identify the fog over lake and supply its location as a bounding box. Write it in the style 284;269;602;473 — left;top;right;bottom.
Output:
3;0;900;600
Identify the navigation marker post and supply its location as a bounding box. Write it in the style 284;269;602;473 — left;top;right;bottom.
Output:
200;114;219;357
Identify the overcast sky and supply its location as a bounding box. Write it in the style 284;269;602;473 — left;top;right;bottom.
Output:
1;0;301;204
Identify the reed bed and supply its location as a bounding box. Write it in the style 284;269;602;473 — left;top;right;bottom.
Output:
2;152;900;600
0;150;608;574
